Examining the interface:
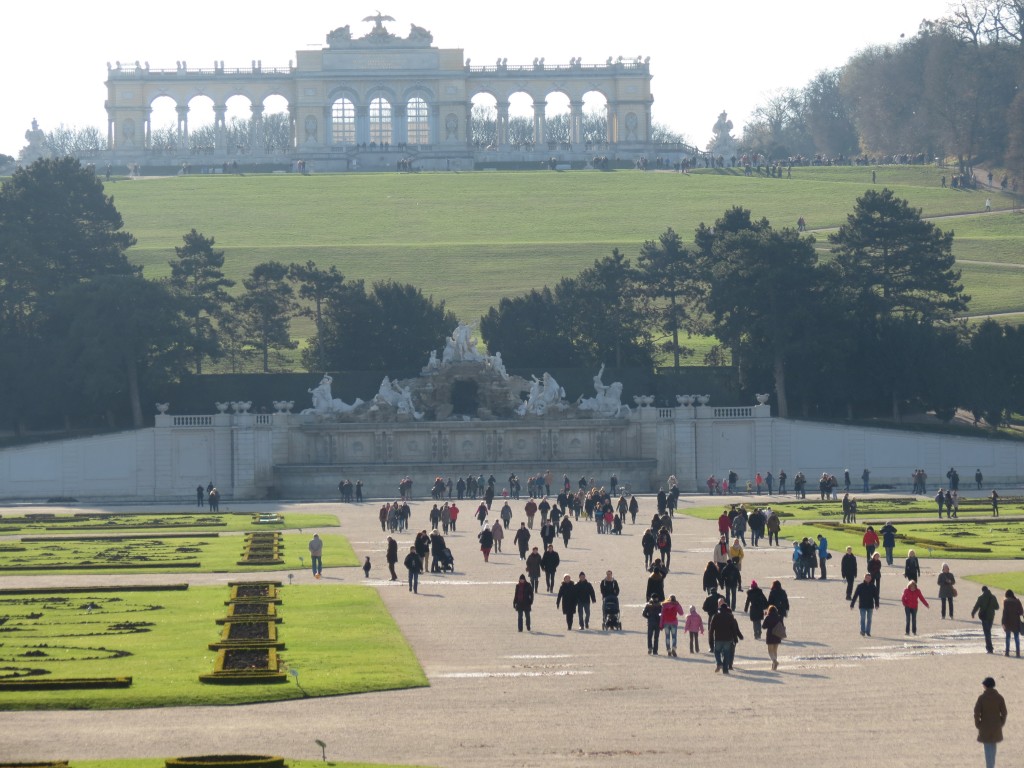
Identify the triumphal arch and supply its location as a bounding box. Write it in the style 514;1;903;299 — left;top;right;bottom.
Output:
103;13;656;169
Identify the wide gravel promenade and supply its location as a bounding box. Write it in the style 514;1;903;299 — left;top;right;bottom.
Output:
2;494;1022;767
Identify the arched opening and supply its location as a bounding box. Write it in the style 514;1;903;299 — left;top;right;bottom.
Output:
186;95;215;154
261;95;291;153
470;93;497;148
406;97;429;145
369;96;392;147
224;94;253;155
582;91;609;147
451;380;479;416
331;97;356;146
507;92;534;149
148;95;178;152
543;91;570;148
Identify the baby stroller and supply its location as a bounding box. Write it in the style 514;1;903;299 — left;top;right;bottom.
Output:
602;595;622;630
440;547;455;573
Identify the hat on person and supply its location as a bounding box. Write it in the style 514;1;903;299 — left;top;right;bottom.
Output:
750;580;758;588
983;677;996;688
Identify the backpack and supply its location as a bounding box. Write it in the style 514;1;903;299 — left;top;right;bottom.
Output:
657;531;669;549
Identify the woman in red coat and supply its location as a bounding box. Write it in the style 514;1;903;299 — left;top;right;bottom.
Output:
901;580;930;635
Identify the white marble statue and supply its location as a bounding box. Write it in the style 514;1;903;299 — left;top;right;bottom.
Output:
374;376;422;419
487;351;509;380
443;322;485;363
302;374;363;415
521;372;566;415
578;365;628;416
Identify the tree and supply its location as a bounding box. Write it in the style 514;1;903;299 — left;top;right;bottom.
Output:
802;69;860;157
635;228;705;369
168;229;235;374
545;113;571;144
47;275;189;428
471;104;497;148
42;125;107;157
554;250;654;368
236;261;298;373
829;189;970;420
696;208;823;418
288;261;346;371
581;110;607;145
309;280;457;372
479;287;576;368
507;116;534;147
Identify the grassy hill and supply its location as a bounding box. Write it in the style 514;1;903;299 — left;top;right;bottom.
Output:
106;165;1024;338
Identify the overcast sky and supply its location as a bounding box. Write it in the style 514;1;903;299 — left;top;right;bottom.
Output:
2;0;954;158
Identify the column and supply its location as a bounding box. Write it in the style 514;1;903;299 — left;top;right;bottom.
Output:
143;108;152;149
496;102;509;148
356;104;369;145
289;106;298;150
569;100;584;146
393;104;407;146
213;104;227;155
107;116;114;150
606;102;617;144
532;101;546;146
250;103;264;154
176;105;190;151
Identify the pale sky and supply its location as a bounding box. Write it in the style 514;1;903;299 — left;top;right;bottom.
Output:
2;1;954;158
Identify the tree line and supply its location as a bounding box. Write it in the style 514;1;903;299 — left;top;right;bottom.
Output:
738;0;1024;172
2;157;1022;434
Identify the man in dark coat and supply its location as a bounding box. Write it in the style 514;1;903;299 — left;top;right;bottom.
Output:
385;536;399;581
525;547;543;594
971;586;1001;653
540;544;561;592
708;604;743;674
974;677;1006;767
558;514;574;547
513;574;535;632
575;572;597;630
556;574;578;630
841;546;858;599
513;523;531;561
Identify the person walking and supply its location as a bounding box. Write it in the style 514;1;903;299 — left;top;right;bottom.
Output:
901;580;930;635
767;579;790;619
702;561;721;596
721;559;742;610
308;533;324;579
841;546;858;600
684;605;705;653
1002;589;1024;657
403;546;421;593
879;521;898;566
385;536;398;581
975;469;984;490
646;568;666;603
974;677;1007;768
863;526;879;563
904;549;921;583
513;574;534;632
657;526;673;569
766;509;781;546
660;594;684;656
762;603;785;670
868;553;883;597
861;468;870;493
478;525;494;562
709;604;743;674
575;572;596;630
851;574;879;636
991;490;1000;517
972;586;1001;653
558;514;573;547
643;596;663;655
937;563;957;619
744;579;768;640
513;522;531;561
525;547;542;594
490;519;504;553
540;544;560;593
556;574;578;630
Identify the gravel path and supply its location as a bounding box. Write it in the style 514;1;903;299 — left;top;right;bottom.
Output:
2;495;1021;767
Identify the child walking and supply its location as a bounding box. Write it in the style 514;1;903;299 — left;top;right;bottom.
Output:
684;604;705;653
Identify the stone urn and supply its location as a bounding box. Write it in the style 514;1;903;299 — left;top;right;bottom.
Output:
215;402;229;414
155;402;170;414
696;395;711;406
756;393;770;405
676;394;692;407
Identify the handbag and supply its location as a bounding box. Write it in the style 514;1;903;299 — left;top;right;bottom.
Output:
952;587;958;598
774;620;787;640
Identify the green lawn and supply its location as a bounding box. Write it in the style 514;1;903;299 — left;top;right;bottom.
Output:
682;498;1022;522
964;572;1024;593
0;532;355;575
0;584;426;710
105;167;1023;327
0;511;338;536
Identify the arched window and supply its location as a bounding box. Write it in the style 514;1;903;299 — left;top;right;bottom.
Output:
332;98;356;145
407;97;429;145
369;97;392;145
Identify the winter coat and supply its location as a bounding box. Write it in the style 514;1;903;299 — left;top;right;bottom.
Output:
744;587;768;622
556;581;578;614
936;572;956;599
683;610;705;634
703;564;721;592
540;549;561;574
600;578;620;598
972;590;1000;622
904;556;921;582
574;579;596;606
841;553;858;579
525;552;543;578
768;586;790;618
762;611;784;644
660;599;684;627
1002;597;1024;632
646;573;665;602
975;687;1007;744
643;601;662;628
514;581;534;610
708;609;743;644
901;587;929;610
851;581;879;610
